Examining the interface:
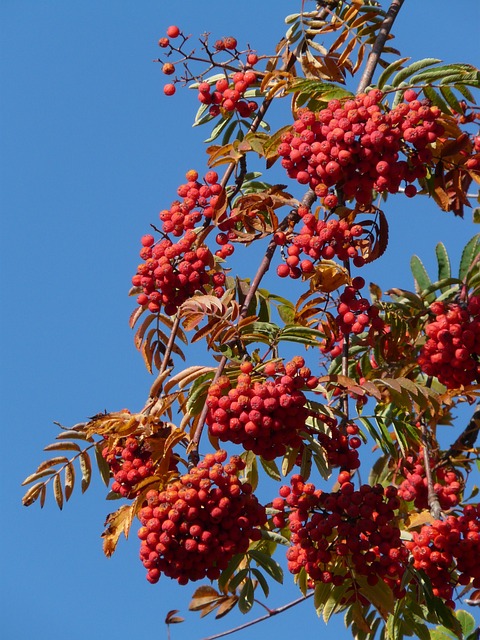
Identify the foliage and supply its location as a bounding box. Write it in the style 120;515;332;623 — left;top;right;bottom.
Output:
23;2;480;639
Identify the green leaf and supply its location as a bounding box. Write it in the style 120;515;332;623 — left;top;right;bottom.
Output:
410;255;433;299
218;554;244;593
314;581;334;614
430;628;458;640
459;234;480;281
423;85;451;114
391;58;442;87
278;304;295;325
251;568;269;597
259;457;281;481
439;85;463;114
435;242;451;282
456;610;477;637
228;568;249;591
248;549;283;583
279;325;325;346
376;57;410;90
238;578;255;614
204;115;234;143
323;582;351;624
354;575;394;614
259;529;289;546
95;445;112;487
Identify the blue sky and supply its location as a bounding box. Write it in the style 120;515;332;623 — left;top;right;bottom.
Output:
2;2;480;639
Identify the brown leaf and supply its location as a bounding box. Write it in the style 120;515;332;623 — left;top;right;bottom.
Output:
22;482;44;507
189;585;221;611
44;441;81;452
134;313;156;350
129;305;145;330
102;504;136;557
215;596;239;619
53;473;63;510
64;462;75;501
165;610;185;625
79;452;92;493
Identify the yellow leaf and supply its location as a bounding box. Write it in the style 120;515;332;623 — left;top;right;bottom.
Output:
309;261;350;293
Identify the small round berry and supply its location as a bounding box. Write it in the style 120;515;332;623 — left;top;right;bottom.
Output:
223;36;237;50
166;26;180;38
403;89;418;103
164;84;176;96
404;184;417;198
162;63;175;76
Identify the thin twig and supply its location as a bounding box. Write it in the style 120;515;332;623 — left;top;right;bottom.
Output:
439;404;480;463
198;592;314;640
356;0;405;94
420;420;442;520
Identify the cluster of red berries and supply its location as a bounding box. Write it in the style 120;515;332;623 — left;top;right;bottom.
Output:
277;88;444;205
197;70;258;118
276;210;366;280
133;230;223;315
137;451;266;584
205;359;318;460
418;296;480;388
317;420;362;472
318;279;384;353
158;170;223;235
102;436;154;498
397;452;463;510
405;505;480;607
274;475;407;595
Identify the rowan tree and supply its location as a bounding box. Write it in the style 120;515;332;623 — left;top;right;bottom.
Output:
23;1;480;639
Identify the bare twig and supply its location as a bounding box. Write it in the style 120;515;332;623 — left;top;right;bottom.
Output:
198;592;314;640
419;420;442;520
356;0;405;94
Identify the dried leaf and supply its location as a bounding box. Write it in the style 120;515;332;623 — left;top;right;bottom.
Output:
53;473;63;510
79;452;92;493
102;504;136;557
44;441;81;452
165;610;185;625
64;462;75;501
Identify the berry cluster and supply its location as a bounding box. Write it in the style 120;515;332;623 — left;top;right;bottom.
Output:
197;70;258;118
397;451;463;510
159;169;223;235
277;89;443;205
132;230;223;315
405;505;480;607
318;279;385;355
418;296;480;388
275;475;407;594
102;436;154;498
137;451;266;584
317;421;362;472
276;211;366;279
205;359;318;460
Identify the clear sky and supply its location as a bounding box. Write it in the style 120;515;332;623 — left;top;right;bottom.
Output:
2;2;480;639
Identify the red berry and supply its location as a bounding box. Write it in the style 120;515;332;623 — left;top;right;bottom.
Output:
163;84;176;96
166;25;180;38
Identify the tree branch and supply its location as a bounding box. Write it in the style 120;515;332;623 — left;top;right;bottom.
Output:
356;0;405;94
198;592;314;640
